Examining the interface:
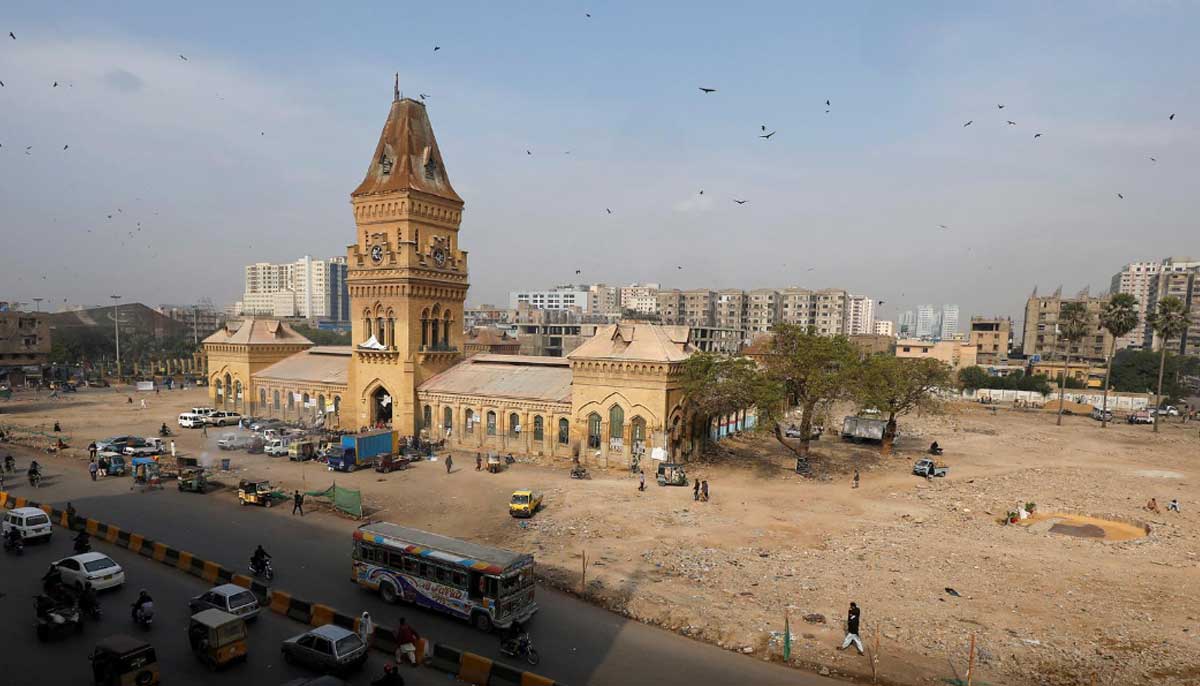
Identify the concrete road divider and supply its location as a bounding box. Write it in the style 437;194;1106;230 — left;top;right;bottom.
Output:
1;491;566;686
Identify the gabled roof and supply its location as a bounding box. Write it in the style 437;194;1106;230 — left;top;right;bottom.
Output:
566;323;695;363
465;327;516;346
253;346;350;385
202;319;312;346
351;94;462;203
419;354;572;404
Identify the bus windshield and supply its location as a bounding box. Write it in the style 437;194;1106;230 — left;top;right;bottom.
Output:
499;567;533;596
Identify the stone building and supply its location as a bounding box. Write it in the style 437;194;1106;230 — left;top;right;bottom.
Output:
463;327;521;358
1021;288;1111;364
969;317;1012;366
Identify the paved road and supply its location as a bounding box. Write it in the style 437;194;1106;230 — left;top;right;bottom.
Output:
1;450;837;686
0;523;443;686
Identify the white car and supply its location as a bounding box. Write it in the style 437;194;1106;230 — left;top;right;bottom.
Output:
191;407;217;418
179;413;206;428
123;438;164;456
206;411;242;427
2;506;53;543
264;438;291;457
52;552;126;591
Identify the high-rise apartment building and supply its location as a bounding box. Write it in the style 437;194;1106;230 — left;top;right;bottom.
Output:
940;304;960;340
745;288;780;334
874;320;894;337
238;255;349;321
618;283;660;315
715;289;747;331
1109;260;1161;351
897;310;915;337
915;305;937;339
509;285;590;312
1021;288;1111;364
846;295;876;335
588;284;620;316
1145;257;1200;356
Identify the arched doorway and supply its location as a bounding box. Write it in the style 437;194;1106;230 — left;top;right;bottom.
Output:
223;373;232;409
443;407;453;435
371;386;393;428
587;413;602;449
234;380;243;412
631;416;647;454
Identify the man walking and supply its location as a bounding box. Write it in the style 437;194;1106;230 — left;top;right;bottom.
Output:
292;490;304;516
852;469;860;489
476;453;482;471
693;479;700;501
638;470;645;491
838;602;864;655
201;423;208;438
701;480;709;502
88;442;97;460
445;454;453;474
88;460;98;481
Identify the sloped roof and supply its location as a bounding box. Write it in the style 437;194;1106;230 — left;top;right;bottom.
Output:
419;354;572;404
252;346;350;385
351;95;462;203
465;327;516;346
202;318;312;346
566;323;695;362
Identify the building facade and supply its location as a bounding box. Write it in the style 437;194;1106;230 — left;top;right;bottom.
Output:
509;285;590;312
940;304;960;340
915;305;937;339
969;316;1011;366
1021;289;1112;364
1145;257;1200;356
846;294;876;335
0;305;50;385
873;320;894;337
895;339;978;371
1109;260;1161;351
618;283;660;315
238;256;350;322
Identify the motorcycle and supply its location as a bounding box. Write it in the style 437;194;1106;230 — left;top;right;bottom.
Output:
73;536;92;555
569;466;590;480
250;557;275;582
36;596;83;641
28;470;41;488
500;632;540;666
132;602;155;629
4;534;24;555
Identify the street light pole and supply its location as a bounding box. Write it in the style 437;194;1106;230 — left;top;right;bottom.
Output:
110;295;122;381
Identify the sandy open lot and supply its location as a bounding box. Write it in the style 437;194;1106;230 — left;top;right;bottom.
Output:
3;386;1198;685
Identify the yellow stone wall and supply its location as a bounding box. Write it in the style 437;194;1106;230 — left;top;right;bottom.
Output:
204;342;310;413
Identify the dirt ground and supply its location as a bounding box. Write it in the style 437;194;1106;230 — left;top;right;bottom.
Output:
3;386;1199;685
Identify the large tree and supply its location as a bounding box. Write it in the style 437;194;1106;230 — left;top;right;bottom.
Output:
756;324;859;458
1054;302;1091;426
1148;296;1192;433
853;355;951;454
681;351;778;447
1098;293;1140;428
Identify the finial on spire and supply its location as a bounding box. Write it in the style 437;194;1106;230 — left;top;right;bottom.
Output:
393;73;399;102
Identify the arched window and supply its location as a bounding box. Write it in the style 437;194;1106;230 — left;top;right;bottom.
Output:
302;393;309;412
422;405;432;432
287;391;295;410
273;390;280;410
215;379;223;399
376;316;385;344
609;405;625;444
333;396;341;414
317;394;326;415
587;413;602;448
259;388;267;410
486;411;497;436
421;308;430;348
431;314;441;349
465;409;475;434
632;416;647;452
558;418;570;445
509;412;521;437
443;310;452;347
443;407;453;432
533;416;544;441
234;380;242;403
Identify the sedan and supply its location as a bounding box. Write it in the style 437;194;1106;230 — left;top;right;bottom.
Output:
53;552;126;591
189;583;261;619
96;436;135;453
281;625;367;674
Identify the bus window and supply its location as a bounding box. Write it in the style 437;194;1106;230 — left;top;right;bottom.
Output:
435;565;451;584
452;571;466;589
403;556;419;574
357;543;379;563
419;562;433;579
387;550;406;568
469;572;484;599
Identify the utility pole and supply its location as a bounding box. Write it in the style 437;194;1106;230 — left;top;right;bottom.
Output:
110;295;122;381
193;305;199;346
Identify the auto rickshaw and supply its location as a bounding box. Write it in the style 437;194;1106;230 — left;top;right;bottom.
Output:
131;458;162;489
656;462;689;487
103;454;127;477
287;440;317;462
237;479;278;507
374;452;410;473
188;608;247;670
487;453;503;474
177;467;208;493
90;634;159;686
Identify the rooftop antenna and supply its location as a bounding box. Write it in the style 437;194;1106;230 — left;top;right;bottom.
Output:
394;73;400;102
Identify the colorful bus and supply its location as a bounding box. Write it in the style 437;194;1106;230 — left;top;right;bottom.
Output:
352;522;537;632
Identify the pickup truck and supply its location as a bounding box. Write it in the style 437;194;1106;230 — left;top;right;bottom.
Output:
912;458;948;478
123;438;164;456
264;438;291;457
1127;410;1154;425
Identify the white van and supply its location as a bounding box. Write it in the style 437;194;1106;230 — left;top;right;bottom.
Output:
178;412;206;428
2;506;53;542
264;437;291;457
191;407;217;418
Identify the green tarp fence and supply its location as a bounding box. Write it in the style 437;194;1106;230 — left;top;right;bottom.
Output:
305;483;363;519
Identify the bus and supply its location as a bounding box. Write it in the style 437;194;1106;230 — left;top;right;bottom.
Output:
352;522;537;632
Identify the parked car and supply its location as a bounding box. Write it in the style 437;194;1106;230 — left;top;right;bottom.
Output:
1127;410;1154;425
281;625;367;674
96;435;136;453
2;506;53;543
178;413;206;429
206;411;242;427
265;438;291;457
51;552;126;591
189;583;261;620
1089;407;1113;422
191;407;217;418
238;416;262;429
217;433;240;450
912;458;949;478
249;419;284;432
1163;406;1180;417
123;438;164;456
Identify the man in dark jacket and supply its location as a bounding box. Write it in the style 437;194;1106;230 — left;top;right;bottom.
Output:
838;601;864;654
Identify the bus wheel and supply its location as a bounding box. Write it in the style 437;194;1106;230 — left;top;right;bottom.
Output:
380;581;399;604
472;612;493;633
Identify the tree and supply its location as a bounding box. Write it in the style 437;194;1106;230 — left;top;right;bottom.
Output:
1098;293;1140;428
756;324;859;459
291;325;351;346
1148;296;1192;433
1054;302;1090;426
681;352;776;447
853;356;951;454
957;366;990;390
1109;349;1197;400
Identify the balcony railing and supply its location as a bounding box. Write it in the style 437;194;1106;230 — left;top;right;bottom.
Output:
419;343;459;353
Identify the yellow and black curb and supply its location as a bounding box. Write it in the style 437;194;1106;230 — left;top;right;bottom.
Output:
0;491;563;686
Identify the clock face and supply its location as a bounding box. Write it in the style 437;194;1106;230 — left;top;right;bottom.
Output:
370;245;384;263
432;247;447;267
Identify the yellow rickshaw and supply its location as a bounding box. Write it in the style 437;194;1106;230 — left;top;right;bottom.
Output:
188;608;247;670
237;479;278;507
90;634;159;686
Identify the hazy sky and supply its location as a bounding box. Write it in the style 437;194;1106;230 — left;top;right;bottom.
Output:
1;1;1197;326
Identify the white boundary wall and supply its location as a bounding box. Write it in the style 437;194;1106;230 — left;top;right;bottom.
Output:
961;388;1151;411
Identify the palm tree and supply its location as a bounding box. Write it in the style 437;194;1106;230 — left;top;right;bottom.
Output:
1098;293;1140;428
1148;296;1191;433
1055;302;1090;426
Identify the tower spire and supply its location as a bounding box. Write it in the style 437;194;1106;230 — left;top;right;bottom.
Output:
393;73;399;102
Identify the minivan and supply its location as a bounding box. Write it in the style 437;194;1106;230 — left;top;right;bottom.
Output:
2;506;53;542
179;412;206;428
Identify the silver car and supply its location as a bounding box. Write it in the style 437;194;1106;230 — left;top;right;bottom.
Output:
189;583;261;619
281;624;367;674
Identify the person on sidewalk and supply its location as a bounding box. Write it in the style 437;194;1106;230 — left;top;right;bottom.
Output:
693;480;700;501
358;611;374;645
838;602;864;655
445;455;453;474
89;461;98;481
88;442;97;460
201;423;208;438
292;490;304;516
476;453;482;471
394;617;421;667
701;480;709;502
638;470;645;491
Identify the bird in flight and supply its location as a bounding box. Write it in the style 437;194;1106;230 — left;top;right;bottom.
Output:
1116;193;1124;199
605;208;612;214
938;224;948;229
179;54;188;61
676;266;683;270
1149;157;1157;163
419;93;429;100
698;189;704;195
759;131;776;139
997;104;1005;109
1033;133;1043;139
877;300;886;305
8;32;14;40
585;12;591;18
1168;113;1175;121
732;199;747;205
433;46;441;51
761;124;767;131
1006;120;1016;126
526;150;532;156
963;120;973;127
0;80;4;87
52;81;59;87
825;99;830;107
575;269;582;275
698;87;716;94
63;145;68;150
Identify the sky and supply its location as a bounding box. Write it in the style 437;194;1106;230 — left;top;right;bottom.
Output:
1;1;1197;327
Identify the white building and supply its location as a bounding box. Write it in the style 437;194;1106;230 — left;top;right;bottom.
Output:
618;282;661;315
897;310;915;336
940;304;960;340
509;285;591;312
845;294;876;335
874;320;895;337
239;256;348;321
587;284;620;316
915;305;937;339
1110;260;1163;351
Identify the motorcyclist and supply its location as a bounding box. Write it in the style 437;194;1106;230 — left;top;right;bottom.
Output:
79;582;99;616
5;527;22;549
42;563;63;591
35;593;55;619
371;663;405;685
159;423;170;437
73;531;91;553
4;454;14;472
251;545;271;574
131;589;154;622
28;460;40;475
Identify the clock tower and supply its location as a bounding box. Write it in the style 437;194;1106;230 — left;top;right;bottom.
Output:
344;80;468;434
